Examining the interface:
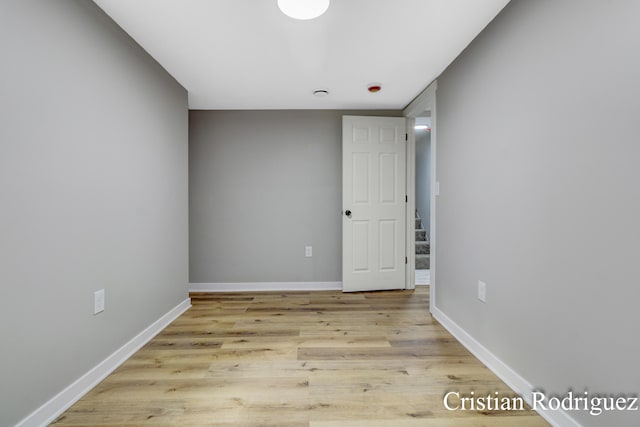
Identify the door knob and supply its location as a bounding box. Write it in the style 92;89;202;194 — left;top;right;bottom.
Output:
345;210;352;218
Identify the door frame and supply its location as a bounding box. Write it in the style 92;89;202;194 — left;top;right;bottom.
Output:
403;81;437;312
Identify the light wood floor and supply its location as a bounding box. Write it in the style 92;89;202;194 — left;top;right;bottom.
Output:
51;287;548;426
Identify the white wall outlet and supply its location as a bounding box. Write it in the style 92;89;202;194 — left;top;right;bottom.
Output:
305;246;313;257
477;281;487;303
94;289;105;314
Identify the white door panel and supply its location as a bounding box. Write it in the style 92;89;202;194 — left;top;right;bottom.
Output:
342;116;406;292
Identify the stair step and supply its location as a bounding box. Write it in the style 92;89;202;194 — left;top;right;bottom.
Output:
415;229;426;241
416;254;430;269
415;241;430;254
415;218;422;228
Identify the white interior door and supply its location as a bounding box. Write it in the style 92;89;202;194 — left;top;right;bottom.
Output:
342;116;407;292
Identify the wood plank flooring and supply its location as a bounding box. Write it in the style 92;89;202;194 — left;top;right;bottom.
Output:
51;287;548;426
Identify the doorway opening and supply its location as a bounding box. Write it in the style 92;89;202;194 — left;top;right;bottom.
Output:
403;80;436;309
414;115;431;285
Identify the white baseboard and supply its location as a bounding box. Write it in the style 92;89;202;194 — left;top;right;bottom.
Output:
15;298;191;427
431;306;581;427
189;281;342;292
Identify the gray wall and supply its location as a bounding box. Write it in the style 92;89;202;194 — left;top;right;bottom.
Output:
0;1;188;426
415;129;431;238
189;110;401;284
435;1;639;426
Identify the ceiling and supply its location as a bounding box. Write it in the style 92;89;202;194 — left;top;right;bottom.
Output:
92;0;510;110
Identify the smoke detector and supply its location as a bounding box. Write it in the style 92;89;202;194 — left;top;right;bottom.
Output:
313;88;330;97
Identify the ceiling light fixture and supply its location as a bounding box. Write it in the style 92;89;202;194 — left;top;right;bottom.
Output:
277;0;330;20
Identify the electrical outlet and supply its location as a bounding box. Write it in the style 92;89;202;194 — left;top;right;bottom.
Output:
477;281;487;303
305;246;313;257
94;289;105;314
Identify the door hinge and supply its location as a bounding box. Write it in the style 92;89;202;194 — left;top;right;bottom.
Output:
405;195;408;203
405;133;408;141
405;257;408;264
